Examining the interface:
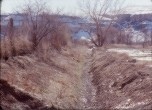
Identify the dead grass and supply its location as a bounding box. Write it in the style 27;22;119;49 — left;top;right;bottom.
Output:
88;48;152;109
104;44;152;50
1;23;72;60
0;36;32;59
0;45;88;109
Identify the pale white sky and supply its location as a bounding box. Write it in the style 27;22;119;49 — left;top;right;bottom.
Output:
1;0;152;14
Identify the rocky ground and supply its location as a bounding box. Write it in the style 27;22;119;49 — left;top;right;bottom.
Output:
0;45;152;110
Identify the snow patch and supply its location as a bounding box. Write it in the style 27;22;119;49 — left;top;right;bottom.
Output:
108;48;152;62
124;6;152;15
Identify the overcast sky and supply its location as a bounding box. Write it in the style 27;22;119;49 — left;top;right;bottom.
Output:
1;0;152;14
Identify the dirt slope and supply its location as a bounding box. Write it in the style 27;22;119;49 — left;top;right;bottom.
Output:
87;48;152;109
1;46;152;109
0;46;89;109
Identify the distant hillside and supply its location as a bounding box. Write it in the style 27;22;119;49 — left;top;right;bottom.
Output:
117;13;152;31
1;13;152;40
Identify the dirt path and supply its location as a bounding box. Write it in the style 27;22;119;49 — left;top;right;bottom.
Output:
78;48;98;109
81;57;96;108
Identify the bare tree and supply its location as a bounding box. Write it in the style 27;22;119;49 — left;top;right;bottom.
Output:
150;31;152;46
143;28;152;46
22;0;49;50
80;0;124;47
21;0;62;50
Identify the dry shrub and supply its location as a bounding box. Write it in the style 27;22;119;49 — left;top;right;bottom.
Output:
50;24;72;51
74;40;85;45
0;25;72;60
0;36;32;60
0;38;11;59
35;29;72;61
104;27;127;44
14;36;32;55
35;39;51;60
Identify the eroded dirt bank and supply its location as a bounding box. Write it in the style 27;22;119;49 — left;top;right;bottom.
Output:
0;46;89;109
87;48;152;109
1;46;152;109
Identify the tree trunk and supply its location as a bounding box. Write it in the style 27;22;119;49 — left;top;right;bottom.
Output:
32;33;37;51
8;18;16;56
151;31;152;46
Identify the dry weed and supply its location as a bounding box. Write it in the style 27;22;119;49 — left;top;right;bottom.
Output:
0;36;32;60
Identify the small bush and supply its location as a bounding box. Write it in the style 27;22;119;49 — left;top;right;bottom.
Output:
0;36;32;60
50;24;71;51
